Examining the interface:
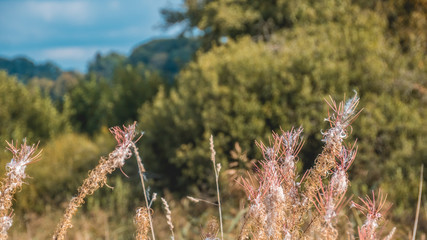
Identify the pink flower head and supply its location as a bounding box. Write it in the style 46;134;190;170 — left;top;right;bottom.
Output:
6;139;41;166
352;190;390;239
109;121;138;147
352;190;388;221
312;178;347;226
324;92;361;130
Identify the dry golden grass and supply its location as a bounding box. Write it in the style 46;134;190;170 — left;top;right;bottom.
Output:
53;123;137;240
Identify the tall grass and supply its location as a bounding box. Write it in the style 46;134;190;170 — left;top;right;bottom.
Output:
0;94;408;239
53;123;137;240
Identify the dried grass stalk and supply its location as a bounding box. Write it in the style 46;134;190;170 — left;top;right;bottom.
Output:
0;140;41;240
161;197;175;240
132;141;156;240
210;135;224;240
52;123;137;240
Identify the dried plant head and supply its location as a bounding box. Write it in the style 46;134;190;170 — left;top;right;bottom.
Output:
208;135;224;240
279;126;304;162
336;141;358;172
0;139;41;239
244;128;304;203
302;93;361;220
201;217;219;240
324;91;362;133
312;179;348;226
330;142;358;196
239;128;307;239
352;190;391;240
240;159;286;204
210;135;216;164
310;177;351;239
53;122;138;240
109;122;139;147
134;207;151;240
5;139;42;166
255;127;303;164
161;197;175;240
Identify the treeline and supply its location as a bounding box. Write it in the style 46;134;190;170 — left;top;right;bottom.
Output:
0;57;61;83
0;0;425;236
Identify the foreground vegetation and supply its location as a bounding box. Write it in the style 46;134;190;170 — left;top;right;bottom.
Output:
2;94;419;239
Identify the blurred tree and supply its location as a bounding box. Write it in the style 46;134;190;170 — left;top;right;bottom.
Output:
354;0;427;53
143;3;427;226
110;64;165;126
0;57;61;83
66;65;165;134
162;0;287;48
0;71;68;145
161;0;370;48
27;77;55;97
88;52;126;80
52;72;81;100
27;72;81;97
66;74;114;134
128;38;200;82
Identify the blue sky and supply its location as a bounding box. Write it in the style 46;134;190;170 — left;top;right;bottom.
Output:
0;0;183;72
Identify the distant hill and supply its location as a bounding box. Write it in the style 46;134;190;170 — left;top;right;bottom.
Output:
1;37;201;84
0;57;61;83
128;37;200;79
89;37;200;81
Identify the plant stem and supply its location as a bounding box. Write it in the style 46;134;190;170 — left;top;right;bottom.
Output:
210;135;224;240
132;142;156;240
215;169;224;240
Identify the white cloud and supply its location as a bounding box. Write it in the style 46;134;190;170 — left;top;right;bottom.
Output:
40;46;100;60
39;45;128;60
24;1;92;24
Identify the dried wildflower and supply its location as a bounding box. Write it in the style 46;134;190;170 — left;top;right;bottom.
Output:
303;93;361;214
161;197;175;240
240;128;305;239
53;123;137;240
238;94;372;239
352;190;389;240
322;92;361;144
0;140;41;240
330;142;358;195
311;179;348;239
134;207;151;240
